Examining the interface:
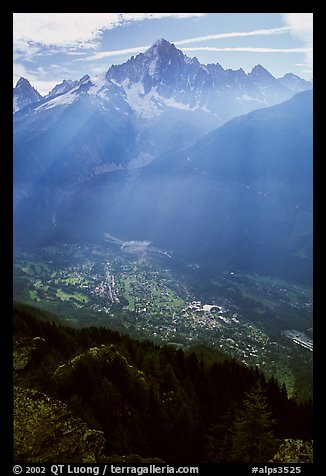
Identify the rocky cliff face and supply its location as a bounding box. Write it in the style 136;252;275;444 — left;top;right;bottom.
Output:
13;336;157;463
14;386;106;463
272;439;313;463
13;77;43;113
13;336;46;372
13;336;106;463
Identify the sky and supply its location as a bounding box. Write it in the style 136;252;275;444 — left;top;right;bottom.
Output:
13;13;313;96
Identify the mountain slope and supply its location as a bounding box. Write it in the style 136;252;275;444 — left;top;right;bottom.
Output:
13;77;43;113
47;79;79;97
152;89;312;206
278;73;312;93
13;302;313;463
21;91;310;283
13;41;312;283
140;90;313;280
107;39;296;122
14;38;306;186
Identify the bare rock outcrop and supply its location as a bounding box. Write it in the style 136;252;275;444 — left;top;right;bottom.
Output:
272;439;313;463
14;386;106;463
13;336;46;372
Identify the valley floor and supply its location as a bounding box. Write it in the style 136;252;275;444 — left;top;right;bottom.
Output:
13;240;313;399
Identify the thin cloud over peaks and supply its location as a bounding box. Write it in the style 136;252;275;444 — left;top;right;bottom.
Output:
13;13;205;48
282;13;313;67
82;46;150;62
182;47;311;54
13;13;314;92
174;27;292;45
79;25;311;64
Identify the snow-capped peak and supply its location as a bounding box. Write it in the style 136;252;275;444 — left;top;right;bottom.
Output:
13;77;43;113
14;38;312;129
47;79;78;98
79;74;91;84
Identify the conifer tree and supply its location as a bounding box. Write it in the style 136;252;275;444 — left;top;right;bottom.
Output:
230;386;278;463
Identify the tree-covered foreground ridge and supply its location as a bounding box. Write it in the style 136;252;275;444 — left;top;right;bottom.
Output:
13;302;312;464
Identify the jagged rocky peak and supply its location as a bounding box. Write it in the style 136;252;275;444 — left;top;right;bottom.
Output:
106;38;186;85
16;77;31;88
147;38;203;71
14;77;42;97
48;79;77;97
79;74;91;84
278;73;312;92
145;38;178;56
146;38;186;65
225;67;247;80
250;64;275;79
150;37;174;49
47;75;93;99
283;72;300;80
13;77;43;112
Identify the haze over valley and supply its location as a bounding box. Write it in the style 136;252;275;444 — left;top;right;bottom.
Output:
12;14;313;464
14;39;312;281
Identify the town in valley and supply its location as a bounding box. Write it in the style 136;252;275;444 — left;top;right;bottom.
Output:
13;240;313;398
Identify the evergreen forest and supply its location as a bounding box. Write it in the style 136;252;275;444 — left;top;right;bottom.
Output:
13;302;312;464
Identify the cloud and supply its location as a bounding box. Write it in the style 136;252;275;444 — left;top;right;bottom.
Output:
13;13;106;47
79;45;311;68
282;13;313;41
174;27;292;45
78;26;303;63
13;61;32;86
82;46;150;62
31;80;61;96
12;13;203;87
182;46;311;53
12;61;58;95
13;40;44;62
13;13;205;48
282;13;313;65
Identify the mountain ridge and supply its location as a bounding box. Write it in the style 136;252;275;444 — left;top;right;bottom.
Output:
13;38;312;181
13;40;313;283
13;302;313;463
13;77;43;113
13;38;312;118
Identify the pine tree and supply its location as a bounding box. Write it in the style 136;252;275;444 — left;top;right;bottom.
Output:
230;386;278;463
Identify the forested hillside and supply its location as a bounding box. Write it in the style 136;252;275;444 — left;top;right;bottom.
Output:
13;303;312;464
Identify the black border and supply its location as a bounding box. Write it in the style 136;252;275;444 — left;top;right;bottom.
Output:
2;8;14;469
7;9;321;474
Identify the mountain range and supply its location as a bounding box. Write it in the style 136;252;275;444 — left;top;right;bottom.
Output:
13;38;312;116
13;38;313;283
13;77;43;113
13;38;312;179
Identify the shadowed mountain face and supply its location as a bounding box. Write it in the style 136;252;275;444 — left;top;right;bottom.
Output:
137;90;313;282
13;77;43;113
14;88;312;284
13;39;312;283
13;39;310;186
